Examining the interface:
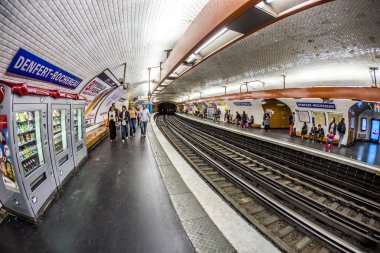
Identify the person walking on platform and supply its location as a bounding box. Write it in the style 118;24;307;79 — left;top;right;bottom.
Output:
203;107;207;119
139;104;150;137
108;106;118;142
137;107;141;127
119;106;130;142
328;117;337;135
128;106;137;137
337;118;346;148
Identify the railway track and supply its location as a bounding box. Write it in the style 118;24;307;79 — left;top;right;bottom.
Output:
156;115;379;253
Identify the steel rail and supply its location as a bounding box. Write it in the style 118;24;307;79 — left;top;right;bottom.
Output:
159;115;365;253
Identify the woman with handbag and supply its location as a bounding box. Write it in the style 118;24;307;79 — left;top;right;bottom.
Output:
108;106;118;142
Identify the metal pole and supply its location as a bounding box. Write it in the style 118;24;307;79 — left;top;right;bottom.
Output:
222;86;227;95
148;68;151;99
159;62;163;81
123;63;127;89
282;75;286;89
199;92;202;99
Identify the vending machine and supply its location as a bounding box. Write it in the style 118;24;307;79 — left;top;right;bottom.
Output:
0;80;87;221
71;100;87;167
49;99;75;186
0;83;57;221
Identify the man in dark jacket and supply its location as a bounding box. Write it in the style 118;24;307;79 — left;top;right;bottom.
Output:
119;106;130;142
337;118;346;148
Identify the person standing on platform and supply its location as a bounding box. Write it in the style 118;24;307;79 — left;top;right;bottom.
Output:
128;106;137;137
263;113;271;131
139;104;150;137
203;107;207;119
289;112;295;136
328;117;337;135
337;118;346;148
235;111;242;125
241;111;248;128
119;106;130;142
108;106;117;142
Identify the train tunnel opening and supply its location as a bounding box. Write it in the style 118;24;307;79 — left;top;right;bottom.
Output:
158;102;176;115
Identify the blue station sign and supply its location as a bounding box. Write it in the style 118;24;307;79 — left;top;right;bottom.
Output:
296;102;336;110
7;48;82;89
233;101;252;106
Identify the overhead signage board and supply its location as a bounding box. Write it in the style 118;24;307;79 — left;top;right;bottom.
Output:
7;48;82;89
97;69;121;88
296;102;336;110
233;101;252;106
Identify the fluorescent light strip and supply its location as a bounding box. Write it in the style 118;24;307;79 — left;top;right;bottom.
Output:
194;27;228;54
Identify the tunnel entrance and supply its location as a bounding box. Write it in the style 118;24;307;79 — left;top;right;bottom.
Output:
158;102;176;115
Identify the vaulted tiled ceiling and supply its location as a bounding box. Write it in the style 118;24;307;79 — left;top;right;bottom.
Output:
0;0;208;97
156;0;380;102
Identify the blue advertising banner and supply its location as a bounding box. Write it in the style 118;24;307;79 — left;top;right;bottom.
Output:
7;48;82;89
233;101;252;106
296;102;335;110
370;119;380;141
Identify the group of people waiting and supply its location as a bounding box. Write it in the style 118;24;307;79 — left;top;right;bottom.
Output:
225;110;258;129
289;112;346;152
108;103;151;142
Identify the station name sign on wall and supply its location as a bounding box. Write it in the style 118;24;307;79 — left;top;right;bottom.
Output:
233;101;252;106
296;102;336;110
7;48;82;89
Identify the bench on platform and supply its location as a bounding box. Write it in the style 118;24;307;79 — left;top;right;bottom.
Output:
295;132;338;144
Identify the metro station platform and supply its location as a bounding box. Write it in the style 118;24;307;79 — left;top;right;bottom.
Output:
0;121;281;253
179;113;380;168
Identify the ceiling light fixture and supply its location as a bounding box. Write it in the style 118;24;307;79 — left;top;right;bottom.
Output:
194;27;228;54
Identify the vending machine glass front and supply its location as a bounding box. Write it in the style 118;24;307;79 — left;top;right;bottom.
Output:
74;108;83;142
16;111;45;177
53;109;68;155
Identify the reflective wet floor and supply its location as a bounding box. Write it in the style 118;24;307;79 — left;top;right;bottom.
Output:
0;131;194;253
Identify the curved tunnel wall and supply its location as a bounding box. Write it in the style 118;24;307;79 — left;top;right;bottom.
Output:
157;102;176;115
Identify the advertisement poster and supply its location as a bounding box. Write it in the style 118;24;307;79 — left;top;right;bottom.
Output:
0;115;20;193
312;111;326;126
327;113;343;125
94;86;127;124
81;70;121;127
370;119;380;141
297;111;310;123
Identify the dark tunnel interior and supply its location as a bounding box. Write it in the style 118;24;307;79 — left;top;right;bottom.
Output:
157;102;176;115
